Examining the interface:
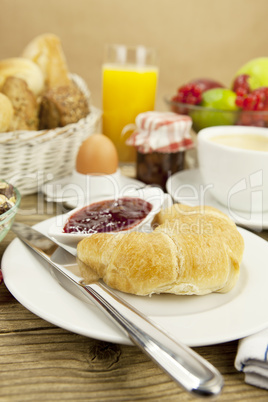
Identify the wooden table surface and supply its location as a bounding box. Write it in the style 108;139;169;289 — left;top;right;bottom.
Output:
1;193;268;402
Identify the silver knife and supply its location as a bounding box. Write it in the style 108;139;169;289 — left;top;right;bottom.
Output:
12;222;224;397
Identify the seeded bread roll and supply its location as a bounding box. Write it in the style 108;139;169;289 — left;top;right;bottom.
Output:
2;76;39;131
77;204;244;296
39;84;89;129
0;93;14;132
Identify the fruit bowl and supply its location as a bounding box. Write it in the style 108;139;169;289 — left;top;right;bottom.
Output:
165;97;268;132
0;183;21;243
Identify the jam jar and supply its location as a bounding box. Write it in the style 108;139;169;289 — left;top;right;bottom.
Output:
126;111;194;189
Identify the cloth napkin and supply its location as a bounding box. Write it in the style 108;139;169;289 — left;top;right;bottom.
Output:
235;328;268;389
126;111;194;154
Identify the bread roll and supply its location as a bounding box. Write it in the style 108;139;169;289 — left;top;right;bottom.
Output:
22;33;71;88
39;84;89;129
2;76;39;131
0;93;14;132
77;204;244;296
0;57;45;95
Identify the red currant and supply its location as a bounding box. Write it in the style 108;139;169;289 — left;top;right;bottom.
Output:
240;87;268;111
232;74;251;95
172;78;224;105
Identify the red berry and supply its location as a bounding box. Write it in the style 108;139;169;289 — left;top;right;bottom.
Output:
236;88;248;97
240;87;268;111
236;87;268;127
172;78;224;105
232;74;251;95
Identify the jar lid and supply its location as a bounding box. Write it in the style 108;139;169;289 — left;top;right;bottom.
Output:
126;111;194;153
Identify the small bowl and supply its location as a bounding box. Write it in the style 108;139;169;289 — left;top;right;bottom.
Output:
0;183;21;242
165;97;268;132
48;186;172;246
197;125;268;213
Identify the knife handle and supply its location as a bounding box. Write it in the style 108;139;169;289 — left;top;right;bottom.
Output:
83;282;223;397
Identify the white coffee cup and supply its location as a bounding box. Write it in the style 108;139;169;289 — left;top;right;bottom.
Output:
197;125;268;213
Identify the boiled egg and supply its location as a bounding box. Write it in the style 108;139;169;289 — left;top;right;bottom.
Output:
76;133;118;174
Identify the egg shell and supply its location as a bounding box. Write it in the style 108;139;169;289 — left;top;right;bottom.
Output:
76;133;119;175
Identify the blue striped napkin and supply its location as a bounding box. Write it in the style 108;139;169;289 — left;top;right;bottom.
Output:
235;328;268;389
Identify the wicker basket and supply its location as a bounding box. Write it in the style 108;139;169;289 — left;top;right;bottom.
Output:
0;74;101;195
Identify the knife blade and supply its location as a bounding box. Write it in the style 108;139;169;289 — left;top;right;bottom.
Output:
12;221;224;397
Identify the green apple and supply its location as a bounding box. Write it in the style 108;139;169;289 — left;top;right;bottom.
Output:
201;88;238;110
190;88;239;131
234;57;268;89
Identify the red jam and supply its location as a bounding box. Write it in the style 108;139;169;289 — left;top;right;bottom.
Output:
63;197;153;234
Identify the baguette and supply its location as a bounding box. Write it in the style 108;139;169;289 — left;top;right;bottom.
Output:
22;33;71;89
77;204;244;296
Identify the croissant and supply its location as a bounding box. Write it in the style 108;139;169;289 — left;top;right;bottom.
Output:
77;204;244;296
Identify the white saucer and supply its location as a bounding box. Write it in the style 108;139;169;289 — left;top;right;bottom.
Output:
166;169;268;230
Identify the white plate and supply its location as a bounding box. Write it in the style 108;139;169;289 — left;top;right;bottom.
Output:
166;169;268;230
42;173;146;209
48;187;171;246
2;217;268;347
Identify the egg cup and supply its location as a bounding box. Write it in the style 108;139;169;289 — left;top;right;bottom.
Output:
71;168;122;199
44;169;123;206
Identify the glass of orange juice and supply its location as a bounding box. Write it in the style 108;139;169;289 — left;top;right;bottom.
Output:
102;45;158;163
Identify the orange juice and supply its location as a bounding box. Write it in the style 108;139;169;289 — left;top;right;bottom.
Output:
102;63;158;162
